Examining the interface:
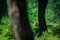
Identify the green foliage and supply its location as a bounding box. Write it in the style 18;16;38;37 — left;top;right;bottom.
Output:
35;32;59;40
0;16;14;40
53;25;60;35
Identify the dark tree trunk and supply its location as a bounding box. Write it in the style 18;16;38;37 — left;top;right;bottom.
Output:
17;0;34;40
7;0;34;40
38;0;48;36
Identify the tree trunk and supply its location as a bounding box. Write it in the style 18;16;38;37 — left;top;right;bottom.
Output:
7;0;34;40
17;0;34;40
38;0;48;36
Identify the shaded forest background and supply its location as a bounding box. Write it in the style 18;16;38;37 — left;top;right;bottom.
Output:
0;0;60;40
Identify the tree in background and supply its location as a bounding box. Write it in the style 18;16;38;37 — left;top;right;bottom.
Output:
38;0;48;36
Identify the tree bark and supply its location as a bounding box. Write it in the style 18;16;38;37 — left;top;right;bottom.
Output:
7;0;34;40
38;0;48;36
17;0;34;40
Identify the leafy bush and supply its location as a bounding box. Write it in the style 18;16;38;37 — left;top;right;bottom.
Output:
0;16;14;40
35;31;59;40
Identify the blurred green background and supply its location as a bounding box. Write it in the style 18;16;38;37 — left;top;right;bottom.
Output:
0;0;60;40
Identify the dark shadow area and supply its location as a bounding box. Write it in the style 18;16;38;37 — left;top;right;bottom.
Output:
53;25;60;35
0;0;7;22
16;0;34;40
